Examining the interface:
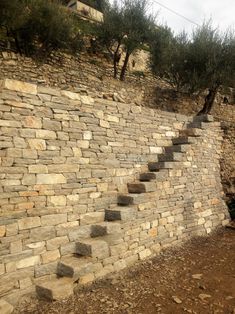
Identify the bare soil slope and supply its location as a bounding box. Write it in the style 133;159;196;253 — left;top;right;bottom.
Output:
16;228;235;314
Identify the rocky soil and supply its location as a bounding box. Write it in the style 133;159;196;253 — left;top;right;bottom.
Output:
15;227;235;314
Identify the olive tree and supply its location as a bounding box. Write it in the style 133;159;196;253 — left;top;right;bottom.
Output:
98;0;155;80
151;22;235;114
0;0;83;58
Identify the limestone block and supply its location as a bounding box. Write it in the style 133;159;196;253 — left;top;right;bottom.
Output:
47;164;79;173
83;131;92;140
30;226;56;241
76;239;109;259
36;130;56;140
0;299;14;314
0;119;21;128
36;174;66;184
80;212;105;226
28;139;46;150
29;165;48;174
18;217;41;230
22;116;42;129
139;249;152;260
0;226;6;237
41;249;60;264
41;214;67;226
22;149;38;159
16;256;40;269
2;79;37;95
46;236;68;251
48;196;66;206
67;194;79;205
22;174;36;185
36;277;73;301
150;146;163;154
100;120;110;128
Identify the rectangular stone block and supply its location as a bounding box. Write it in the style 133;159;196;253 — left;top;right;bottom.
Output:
36;174;66;184
18;217;41;230
2;79;37;94
41;214;67;226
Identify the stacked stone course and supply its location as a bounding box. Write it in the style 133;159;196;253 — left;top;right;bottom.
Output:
0;79;229;306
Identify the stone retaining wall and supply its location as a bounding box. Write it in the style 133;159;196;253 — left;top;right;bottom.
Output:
0;79;229;305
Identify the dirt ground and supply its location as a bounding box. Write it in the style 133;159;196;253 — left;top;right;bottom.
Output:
16;227;235;314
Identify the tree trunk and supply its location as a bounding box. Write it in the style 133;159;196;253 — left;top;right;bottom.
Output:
113;43;121;79
197;87;219;116
120;51;130;81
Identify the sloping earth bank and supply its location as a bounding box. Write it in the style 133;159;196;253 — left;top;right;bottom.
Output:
16;227;235;314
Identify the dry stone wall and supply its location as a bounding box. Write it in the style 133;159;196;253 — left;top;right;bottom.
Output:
0;79;229;305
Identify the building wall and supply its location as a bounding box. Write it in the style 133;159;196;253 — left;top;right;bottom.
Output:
0;79;229;303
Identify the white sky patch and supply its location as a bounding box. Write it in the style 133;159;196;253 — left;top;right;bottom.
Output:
110;0;235;34
151;0;235;34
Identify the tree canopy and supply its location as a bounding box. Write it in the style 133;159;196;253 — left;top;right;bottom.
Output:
98;0;155;80
0;0;83;58
151;22;235;114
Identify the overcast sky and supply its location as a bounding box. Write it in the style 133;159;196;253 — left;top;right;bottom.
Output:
110;0;235;35
151;0;235;34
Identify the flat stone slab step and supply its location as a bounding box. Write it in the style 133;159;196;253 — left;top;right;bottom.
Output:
57;256;93;281
180;128;203;137
118;193;149;205
165;144;189;153
139;172;157;181
91;222;121;237
149;161;191;171
172;137;196;145
158;152;184;162
105;207;137;221
36;277;74;301
76;238;109;259
193;114;214;123
0;299;14;314
127;182;156;193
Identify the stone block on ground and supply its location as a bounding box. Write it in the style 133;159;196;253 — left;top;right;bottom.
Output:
36;277;74;301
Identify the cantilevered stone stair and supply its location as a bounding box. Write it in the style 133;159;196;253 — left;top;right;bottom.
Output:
36;115;214;301
105;114;214;221
36;219;123;300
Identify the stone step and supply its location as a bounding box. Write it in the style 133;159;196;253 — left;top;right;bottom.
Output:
36;277;74;301
117;193;149;205
148;161;176;171
90;222;121;237
165;144;189;153
158;152;184;162
180;128;203;137
105;207;137;221
127;182;156;193
149;161;191;171
139;172;157;181
57;256;93;281
193;114;214;123
76;238;109;259
172;137;196;145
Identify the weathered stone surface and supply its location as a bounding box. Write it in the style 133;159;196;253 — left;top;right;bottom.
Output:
36;174;66;184
0;299;14;314
57;256;93;281
18;217;41;230
36;277;74;301
80;212;105;226
2;79;37;94
76;239;109;259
